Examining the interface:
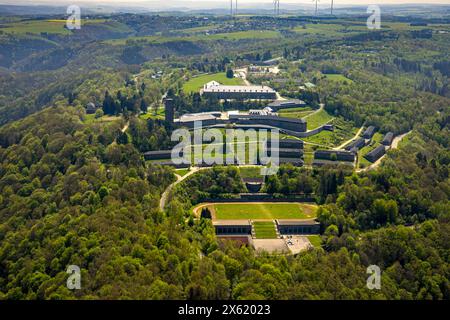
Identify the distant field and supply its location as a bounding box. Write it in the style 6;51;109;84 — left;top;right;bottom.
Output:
0;19;126;35
305;109;334;130
106;30;281;46
199;203;318;220
253;221;277;239
2;20;71;34
183;72;244;93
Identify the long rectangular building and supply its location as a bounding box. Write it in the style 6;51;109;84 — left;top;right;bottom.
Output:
213;220;252;236
364;145;386;163
381;132;394;146
314;150;356;162
363;126;377;139
266;138;304;149
276;220;320;235
228;114;307;132
201;82;277;100
345;138;366;151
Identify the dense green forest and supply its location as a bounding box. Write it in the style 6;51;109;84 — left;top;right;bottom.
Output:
0;11;449;300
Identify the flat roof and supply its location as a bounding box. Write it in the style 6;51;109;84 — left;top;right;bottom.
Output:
213;220;252;226
266;147;303;153
230;114;306;124
203;85;276;93
143;150;173;155
267;138;304;145
276;219;319;226
315;150;355;156
312;159;355;166
176;114;218;122
268;99;306;107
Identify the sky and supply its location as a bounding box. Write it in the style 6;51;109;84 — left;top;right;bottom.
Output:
1;0;449;6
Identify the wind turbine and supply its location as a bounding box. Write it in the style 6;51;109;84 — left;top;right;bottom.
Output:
230;0;233;16
331;0;334;15
313;0;319;16
235;0;238;15
273;0;280;16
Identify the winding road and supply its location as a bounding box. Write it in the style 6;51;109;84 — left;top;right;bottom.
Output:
159;167;201;211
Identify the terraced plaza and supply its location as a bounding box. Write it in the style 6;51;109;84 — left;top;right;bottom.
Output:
193;202;320;253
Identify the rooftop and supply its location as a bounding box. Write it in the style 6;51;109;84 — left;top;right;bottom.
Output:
203;81;276;94
213;220;252;226
276;219;319;226
230;114;306;124
268;99;306;107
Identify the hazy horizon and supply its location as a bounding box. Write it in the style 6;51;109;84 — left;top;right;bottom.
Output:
1;0;449;9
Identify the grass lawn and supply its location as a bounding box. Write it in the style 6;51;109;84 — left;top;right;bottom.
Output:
302;117;358;148
175;169;190;177
253;221;277;239
83;114;121;125
279;109;314;119
139;107;165;120
358;132;384;167
239;167;264;180
305;109;334;130
323;73;354;84
307;235;322;247
183;72;244;94
211;203;318;220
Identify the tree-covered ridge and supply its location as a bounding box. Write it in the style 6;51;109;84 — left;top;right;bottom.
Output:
0;98;448;300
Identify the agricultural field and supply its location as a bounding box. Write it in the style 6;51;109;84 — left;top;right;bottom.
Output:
183;72;245;94
0;19;129;35
106;30;281;46
253;221;277;239
199;202;318;220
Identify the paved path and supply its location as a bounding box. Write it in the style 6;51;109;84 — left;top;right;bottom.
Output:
159;168;200;211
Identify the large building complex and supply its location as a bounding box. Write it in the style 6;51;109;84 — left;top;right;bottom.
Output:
201;81;277;100
173;110;307;134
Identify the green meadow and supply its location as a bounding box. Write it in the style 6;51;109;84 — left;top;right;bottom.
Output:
183;72;244;94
